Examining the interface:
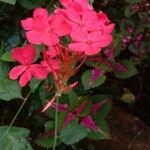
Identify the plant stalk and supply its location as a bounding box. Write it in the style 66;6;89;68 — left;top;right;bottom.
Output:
0;91;31;143
53;97;58;150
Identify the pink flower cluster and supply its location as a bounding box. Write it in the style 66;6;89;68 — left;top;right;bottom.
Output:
9;0;114;87
21;0;114;55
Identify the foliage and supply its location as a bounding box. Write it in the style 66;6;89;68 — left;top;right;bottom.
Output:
0;0;149;149
0;126;32;150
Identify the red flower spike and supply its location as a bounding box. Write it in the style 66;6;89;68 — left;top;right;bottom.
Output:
65;82;78;92
9;44;48;87
41;48;59;80
42;96;57;112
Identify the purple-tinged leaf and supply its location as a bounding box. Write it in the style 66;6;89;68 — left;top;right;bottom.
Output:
90;99;108;114
75;101;88;114
64;113;76;126
91;68;103;82
115;63;128;72
135;34;143;49
88;57;112;67
127;26;134;33
80;116;100;132
52;103;69;112
122;36;131;47
104;48;114;58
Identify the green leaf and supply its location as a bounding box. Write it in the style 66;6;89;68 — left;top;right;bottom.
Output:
0;0;16;5
68;91;78;109
124;5;132;18
45;121;55;131
60;121;90;145
114;60;138;78
29;78;42;93
0;126;32;150
3;33;21;51
57;112;68;130
126;0;141;4
87;119;110;140
81;70;106;90
17;0;43;10
0;51;14;62
91;95;112;119
36;137;61;149
114;34;122;57
0;61;10;79
0;79;22;101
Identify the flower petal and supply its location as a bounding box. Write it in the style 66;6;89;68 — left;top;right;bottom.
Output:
69;42;87;52
65;7;81;23
12;44;36;65
30;64;48;79
19;70;32;87
52;14;71;36
70;30;87;42
25;31;45;45
33;8;48;18
21;18;33;30
9;65;26;80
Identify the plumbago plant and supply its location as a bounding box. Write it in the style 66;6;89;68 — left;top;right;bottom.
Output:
1;0;149;149
0;0;115;149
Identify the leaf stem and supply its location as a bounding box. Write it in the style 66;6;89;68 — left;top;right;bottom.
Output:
0;91;31;143
53;97;58;150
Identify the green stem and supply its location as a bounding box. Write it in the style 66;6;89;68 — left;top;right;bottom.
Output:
53;97;58;150
0;91;31;143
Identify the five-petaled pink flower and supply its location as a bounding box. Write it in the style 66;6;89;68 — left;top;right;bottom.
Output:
9;44;48;87
69;30;112;55
21;8;71;46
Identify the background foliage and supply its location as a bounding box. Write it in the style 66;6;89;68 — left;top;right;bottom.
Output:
0;0;150;149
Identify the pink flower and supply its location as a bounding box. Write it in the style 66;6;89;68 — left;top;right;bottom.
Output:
69;30;112;55
65;8;97;32
9;44;48;87
60;0;93;12
21;8;71;46
94;12;115;34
